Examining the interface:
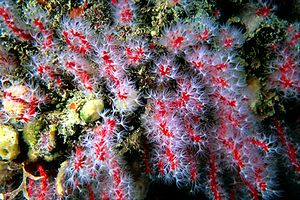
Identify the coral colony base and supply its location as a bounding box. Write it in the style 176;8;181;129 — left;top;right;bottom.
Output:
0;0;299;200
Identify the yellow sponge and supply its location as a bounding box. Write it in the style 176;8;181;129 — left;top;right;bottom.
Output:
0;125;20;160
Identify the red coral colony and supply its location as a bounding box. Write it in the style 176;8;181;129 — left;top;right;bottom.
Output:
0;0;299;200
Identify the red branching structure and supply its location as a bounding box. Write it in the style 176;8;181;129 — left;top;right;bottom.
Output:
114;0;134;25
0;1;299;200
274;120;300;172
63;29;92;55
209;154;222;200
64;116;133;199
33;18;54;49
36;64;62;86
0;6;32;40
64;60;93;91
268;23;300;98
256;6;271;17
2;87;41;123
36;165;50;200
